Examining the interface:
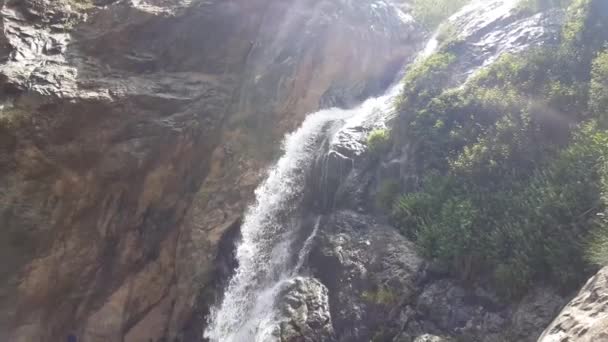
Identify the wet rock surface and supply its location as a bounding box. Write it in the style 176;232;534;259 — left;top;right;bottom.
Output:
448;0;564;80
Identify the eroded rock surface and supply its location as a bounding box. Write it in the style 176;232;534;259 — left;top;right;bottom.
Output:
538;267;608;342
276;277;335;342
448;0;564;79
308;210;424;341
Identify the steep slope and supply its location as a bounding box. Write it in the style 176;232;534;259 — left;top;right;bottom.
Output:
0;0;423;341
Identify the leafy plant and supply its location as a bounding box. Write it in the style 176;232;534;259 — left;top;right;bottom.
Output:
590;50;608;126
398;52;456;111
376;179;401;212
367;128;391;155
389;0;608;297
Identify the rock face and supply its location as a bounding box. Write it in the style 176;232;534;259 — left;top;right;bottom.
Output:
300;212;564;342
538;267;608;342
447;0;564;79
0;0;424;341
409;279;565;342
308;211;424;342
276;277;335;342
0;0;586;341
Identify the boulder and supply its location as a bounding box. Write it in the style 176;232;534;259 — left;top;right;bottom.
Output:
277;277;335;342
308;210;424;341
538;267;608;342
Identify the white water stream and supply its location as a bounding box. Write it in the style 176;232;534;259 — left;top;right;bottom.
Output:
204;79;406;341
203;1;520;340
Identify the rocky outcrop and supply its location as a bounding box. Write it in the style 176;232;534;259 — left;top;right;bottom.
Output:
0;0;424;341
300;211;565;342
409;279;565;342
447;0;565;79
538;266;608;342
308;210;424;341
276;277;335;342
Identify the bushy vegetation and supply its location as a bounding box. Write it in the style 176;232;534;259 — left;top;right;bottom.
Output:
588;195;608;266
590;51;608;126
376;179;400;211
367;128;391;155
411;0;470;31
387;0;608;297
398;52;456;111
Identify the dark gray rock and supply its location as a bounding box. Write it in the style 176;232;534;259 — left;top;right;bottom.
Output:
416;279;507;338
308;210;424;342
509;286;566;342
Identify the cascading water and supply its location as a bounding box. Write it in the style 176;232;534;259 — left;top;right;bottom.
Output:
203;0;520;340
204;25;437;342
204;80;406;341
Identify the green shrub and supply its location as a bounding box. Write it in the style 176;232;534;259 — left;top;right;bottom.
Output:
587;147;608;266
376;179;401;212
411;0;470;31
588;224;608;266
389;0;608;297
367;128;391;155
393;124;608;296
590;50;608;126
562;0;591;44
398;52;456;111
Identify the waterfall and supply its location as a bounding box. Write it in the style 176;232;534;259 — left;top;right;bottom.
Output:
203;0;516;339
204;21;441;342
204;81;405;341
